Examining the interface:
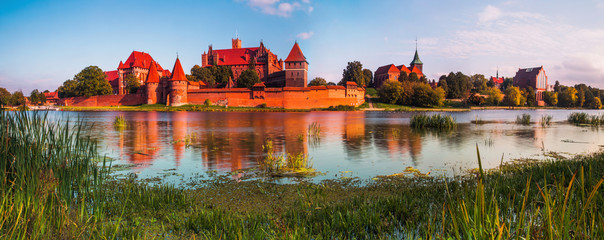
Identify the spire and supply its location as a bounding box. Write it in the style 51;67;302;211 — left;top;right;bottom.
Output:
496;66;499;79
410;38;423;66
170;57;187;81
285;42;307;63
147;61;160;83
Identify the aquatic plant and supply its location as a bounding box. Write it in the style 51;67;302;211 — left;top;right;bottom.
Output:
471;116;486;124
257;139;314;176
410;114;457;130
568;112;604;125
515;113;531;125
113;114;127;129
308;122;321;137
540;114;553;127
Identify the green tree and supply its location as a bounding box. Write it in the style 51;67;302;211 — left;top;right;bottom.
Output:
525;87;536;106
483;87;503;105
0;88;11;108
470;74;488;92
377;81;404;104
309;77;327;86
419;76;428;84
437;75;448;96
468;93;485;106
71;66;113;97
412;83;444;107
558;87;578;107
237;69;261;89
10;91;25;106
398;72;409;82
57;79;79;98
500;78;513;92
445;72;471;99
543;91;558;106
211;65;233;86
327;82;336;86
29;89;46;105
408;72;419;82
191;65;216;87
593;97;602;109
339;61;365;86
504;86;522;106
362;69;373;87
124;74;141;94
553;80;561;92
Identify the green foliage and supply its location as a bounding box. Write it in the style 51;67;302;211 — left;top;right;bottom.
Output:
398;72;409;82
365;88;377;97
0;87;10;108
58;66;112;98
309;77;327;86
258;139;314;176
558;87;578;107
363;69;373;87
525;87;536;106
124;74;140;94
9;90;25;106
504;86;522;106
543;91;558;106
210;65;233;86
540;115;553;127
326;105;356;111
408;72;419;82
470;74;488;92
29;89;46;105
190;65;216;86
236;69;261;89
500;77;514;91
442;72;472;99
204;99;211;106
377;81;404;104
568;112;604;125
412;83;444;107
113;115;126;129
339;61;366;86
410;114;457;130
482;87;503;105
437;76;448;96
468;93;485;106
515;113;531;125
592;97;602;109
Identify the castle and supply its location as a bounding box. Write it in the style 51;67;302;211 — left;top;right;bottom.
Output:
60;39;365;109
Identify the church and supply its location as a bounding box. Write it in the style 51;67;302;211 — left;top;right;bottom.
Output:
373;47;425;89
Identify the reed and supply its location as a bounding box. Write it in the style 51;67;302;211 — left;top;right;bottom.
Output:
113;115;126;129
257;139;313;176
540;114;553;127
515;113;531;125
568;112;604;125
410;114;457;130
308;122;321;137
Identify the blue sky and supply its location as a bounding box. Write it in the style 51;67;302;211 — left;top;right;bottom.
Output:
1;0;604;93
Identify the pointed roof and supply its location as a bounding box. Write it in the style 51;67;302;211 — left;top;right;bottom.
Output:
120;51;165;71
146;61;160;83
170;57;188;81
396;64;411;74
285;42;307;62
375;64;400;75
410;49;423;65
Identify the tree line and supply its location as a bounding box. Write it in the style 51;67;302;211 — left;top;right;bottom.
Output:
0;88;49;108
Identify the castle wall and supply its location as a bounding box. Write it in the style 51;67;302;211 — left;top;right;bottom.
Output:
58;94;146;107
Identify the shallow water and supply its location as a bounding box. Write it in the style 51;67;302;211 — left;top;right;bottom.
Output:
46;109;604;181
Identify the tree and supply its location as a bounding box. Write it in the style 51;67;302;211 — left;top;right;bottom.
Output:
470;74;488;92
557;87;578;107
500;78;513;91
0;88;10;108
593;97;602;109
445;72;471;99
483;87;503;105
124;74;140;94
210;65;233;86
487;79;495;88
237;69;260;89
29;89;46;105
525;87;536;106
327;82;336;86
362;69;373;87
554;80;561;92
504;86;522;106
73;66;113;97
57;79;79;98
10;91;25;106
377;81;404;104
419;76;428;84
398;72;409;82
468;93;485;106
543;91;558;106
309;77;327;86
339;61;365;86
408;72;419;82
412;83;444;107
191;65;215;87
437;75;448;96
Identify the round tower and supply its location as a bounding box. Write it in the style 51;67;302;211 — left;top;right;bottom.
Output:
168;57;188;106
146;61;160;104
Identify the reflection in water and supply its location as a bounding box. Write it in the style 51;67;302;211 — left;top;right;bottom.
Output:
70;110;603;180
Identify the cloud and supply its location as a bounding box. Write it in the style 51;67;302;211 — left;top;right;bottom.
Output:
244;0;312;17
297;31;314;40
435;4;604;87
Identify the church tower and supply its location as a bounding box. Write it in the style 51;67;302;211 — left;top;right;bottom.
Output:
409;40;423;73
284;42;308;87
232;38;242;49
168;57;188;106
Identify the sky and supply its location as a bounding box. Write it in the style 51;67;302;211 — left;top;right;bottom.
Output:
1;0;604;93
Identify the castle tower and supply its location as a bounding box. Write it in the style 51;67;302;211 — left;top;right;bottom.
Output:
168;57;188;106
284;42;308;87
232;38;242;49
146;61;160;104
409;41;423;73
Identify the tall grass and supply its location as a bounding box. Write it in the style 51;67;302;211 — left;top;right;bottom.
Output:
257;139;313;176
308;122;321;137
515;113;531;125
113;115;126;129
541;114;553;127
410;114;457;130
568;112;604;125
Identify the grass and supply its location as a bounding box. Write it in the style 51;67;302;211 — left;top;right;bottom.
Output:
516;113;532;125
308;122;321;138
2;110;604;239
113;115;126;129
541;114;553;127
568;112;604;126
365;87;377;97
410;114;457;130
256;139;314;177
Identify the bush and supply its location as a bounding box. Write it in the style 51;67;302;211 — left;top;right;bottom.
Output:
412;83;445;107
515;114;531;125
468;93;485;106
327;105;356;111
204;99;212;106
483;87;503;105
377;81;404;104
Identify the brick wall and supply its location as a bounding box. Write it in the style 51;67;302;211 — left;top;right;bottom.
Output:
59;94;146;107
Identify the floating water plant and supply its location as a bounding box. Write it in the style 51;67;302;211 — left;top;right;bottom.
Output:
410;114;457;130
515;113;531;125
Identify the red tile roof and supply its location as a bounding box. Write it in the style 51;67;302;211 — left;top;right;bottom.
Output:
490;77;504;84
285;42;307;62
188;81;206;86
146;61;160;83
119;51;165;71
346;81;358;86
409;66;424;77
170;58;187;81
212;47;261;66
396;65;411;74
104;70;119;81
162;70;171;77
43;91;59;100
253;82;266;87
375;64;400;75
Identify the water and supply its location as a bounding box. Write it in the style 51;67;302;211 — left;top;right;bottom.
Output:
47;109;604;181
